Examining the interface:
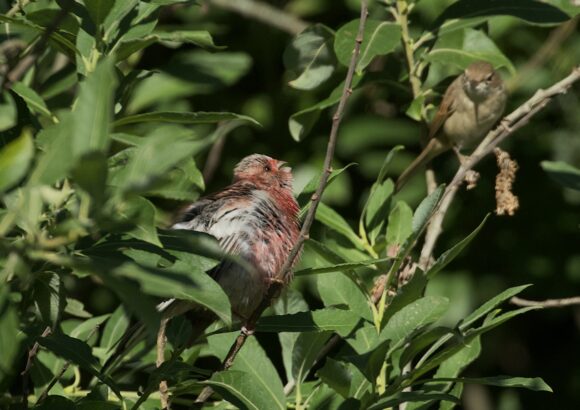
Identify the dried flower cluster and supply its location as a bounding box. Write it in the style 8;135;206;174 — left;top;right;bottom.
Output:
494;148;520;216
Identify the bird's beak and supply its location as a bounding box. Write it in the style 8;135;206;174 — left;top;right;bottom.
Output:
277;160;291;171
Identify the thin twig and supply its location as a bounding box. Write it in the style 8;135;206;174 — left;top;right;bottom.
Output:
2;6;69;90
510;296;580;308
157;317;170;410
202;135;226;184
207;0;308;35
21;326;52;409
508;16;578;92
37;326;100;403
392;1;437;194
419;66;580;266
194;1;369;403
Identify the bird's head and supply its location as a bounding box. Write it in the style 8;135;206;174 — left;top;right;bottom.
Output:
462;61;503;102
233;154;293;190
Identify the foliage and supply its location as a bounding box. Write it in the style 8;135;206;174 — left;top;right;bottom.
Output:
0;0;578;409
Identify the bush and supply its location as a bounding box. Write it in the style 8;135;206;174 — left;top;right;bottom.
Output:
1;0;578;409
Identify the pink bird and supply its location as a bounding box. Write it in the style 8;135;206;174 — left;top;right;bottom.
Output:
104;155;300;371
165;153;301;321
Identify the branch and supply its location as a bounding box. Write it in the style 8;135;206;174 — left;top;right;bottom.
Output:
207;0;308;35
156;318;170;410
37;325;100;403
419;65;580;266
2;5;69;90
21;326;52;409
194;1;369;403
511;296;580;308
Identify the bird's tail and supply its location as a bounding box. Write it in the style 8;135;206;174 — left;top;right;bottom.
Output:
101;300;213;375
395;138;448;191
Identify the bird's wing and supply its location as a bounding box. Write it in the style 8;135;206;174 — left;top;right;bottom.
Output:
171;182;259;279
428;76;460;140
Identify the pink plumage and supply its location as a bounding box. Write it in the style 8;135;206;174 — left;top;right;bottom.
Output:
170;154;300;319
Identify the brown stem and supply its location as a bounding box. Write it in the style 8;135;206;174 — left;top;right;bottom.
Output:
21;326;52;408
207;0;308;35
2;6;69;90
37;326;100;403
193;1;369;403
511;296;580;308
157;317;170;409
202;135;226;184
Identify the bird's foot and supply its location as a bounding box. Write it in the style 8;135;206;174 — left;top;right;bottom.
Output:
241;325;255;336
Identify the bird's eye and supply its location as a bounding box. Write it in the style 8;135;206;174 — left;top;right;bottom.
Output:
263;164;272;172
485;73;494;82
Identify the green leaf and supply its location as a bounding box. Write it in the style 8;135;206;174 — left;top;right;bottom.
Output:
110;134;206;195
334;20;401;72
284;24;336;90
288;73;363;141
27;118;74;186
410;306;538;383
386;201;414;248
128;51;252;111
0;288;25;386
433;0;570;27
0;15;79;58
71;152;108;207
399;327;454;369
85;0;115;28
0;128;34;193
11;82;55;120
257;308;360;336
272;290;309;387
208;333;286;409
64;298;93;319
382;273;428;325
424;376;552;392
113;111;259;127
295;257;390;276
100;306;129;363
426;215;489;278
38;333;122;400
317;357;352;398
203;370;284;410
292;331;333;386
368;392;460;410
541;160;580;191
103;0;140;43
123;197;161;246
363;179;394;245
33;273;65;328
425;29;516;77
459;284;532;331
413;185;445;233
297;163;356;209
155;30;223;49
317;268;373;321
72;57;117;157
380;296;449;350
116;30;224;60
315;202;365;250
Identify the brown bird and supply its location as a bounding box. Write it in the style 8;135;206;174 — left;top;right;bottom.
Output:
396;61;508;190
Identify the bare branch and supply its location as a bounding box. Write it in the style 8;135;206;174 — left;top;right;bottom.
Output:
419;65;580;266
511;296;580;308
194;1;369;403
207;0;308;35
157;318;170;410
21;326;52;409
37;326;100;403
2;5;69;90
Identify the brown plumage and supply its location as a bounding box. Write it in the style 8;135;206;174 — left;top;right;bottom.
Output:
396;61;507;191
